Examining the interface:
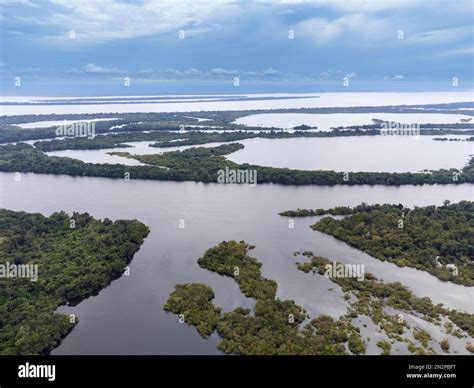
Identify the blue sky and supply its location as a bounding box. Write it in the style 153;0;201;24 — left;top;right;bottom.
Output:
0;0;473;95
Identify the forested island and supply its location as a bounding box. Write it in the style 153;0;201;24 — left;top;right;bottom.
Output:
164;241;366;355
279;204;373;217
30;128;474;152
164;241;473;355
280;202;474;286
295;252;473;354
1;142;473;186
0;209;149;355
33;129;384;152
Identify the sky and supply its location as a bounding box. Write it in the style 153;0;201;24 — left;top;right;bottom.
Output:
0;0;473;95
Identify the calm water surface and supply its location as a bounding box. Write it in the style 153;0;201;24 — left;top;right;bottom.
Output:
0;172;472;354
47;135;474;173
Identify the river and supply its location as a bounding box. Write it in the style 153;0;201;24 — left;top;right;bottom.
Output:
0;172;472;354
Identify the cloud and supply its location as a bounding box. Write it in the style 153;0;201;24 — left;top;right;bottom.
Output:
82;63;121;74
1;0;40;7
293;1;473;50
295;13;392;45
1;0;472;90
14;66;41;75
262;68;280;76
317;0;417;12
209;68;239;76
407;25;473;45
432;46;474;59
4;0;243;45
384;74;405;80
138;68;154;74
125;67;298;81
318;69;343;79
60;65;364;82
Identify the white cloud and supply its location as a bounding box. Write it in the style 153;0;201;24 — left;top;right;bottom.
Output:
318;69;343;79
1;0;40;7
183;68;204;76
128;67;296;80
209;68;239;76
294;2;472;49
295;14;391;45
262;68;280;76
384;74;405;80
82;63;121;74
10;0;243;45
138;68;154;74
431;46;474;59
407;26;473;45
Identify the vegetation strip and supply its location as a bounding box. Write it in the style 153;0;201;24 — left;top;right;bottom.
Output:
2;142;473;186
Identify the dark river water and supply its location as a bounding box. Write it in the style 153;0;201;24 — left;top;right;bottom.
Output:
0;172;472;354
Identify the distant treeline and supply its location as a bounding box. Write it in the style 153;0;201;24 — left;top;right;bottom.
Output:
2;100;473;125
1;101;473;143
35;129;385;152
29;128;474;152
433;137;474;142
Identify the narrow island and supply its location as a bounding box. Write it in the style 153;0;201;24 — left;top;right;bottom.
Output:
2;141;473;187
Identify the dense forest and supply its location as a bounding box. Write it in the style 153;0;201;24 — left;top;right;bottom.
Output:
33;131;185;152
306;202;474;286
0;209;149;355
165;241;365;355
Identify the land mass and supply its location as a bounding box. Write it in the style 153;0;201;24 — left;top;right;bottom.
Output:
295;251;473;354
164;241;473;355
165;241;365;355
1;142;473;187
0;209;149;355
280;202;474;286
